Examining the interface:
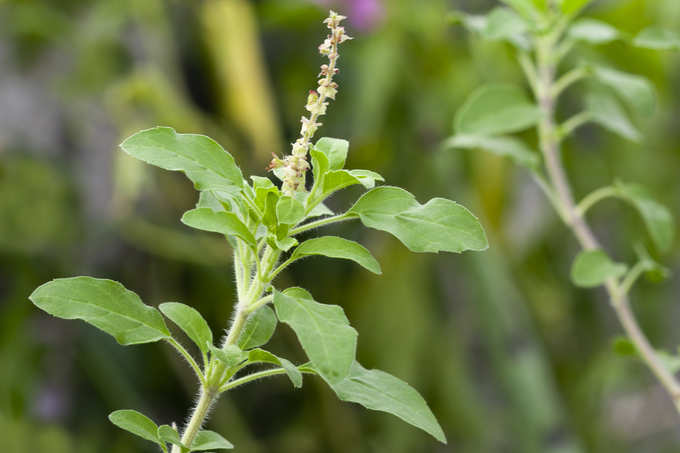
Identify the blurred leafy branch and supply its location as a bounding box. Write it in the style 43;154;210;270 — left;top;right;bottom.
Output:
447;0;679;420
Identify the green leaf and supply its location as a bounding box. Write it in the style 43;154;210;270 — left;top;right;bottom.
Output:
291;236;381;274
615;182;675;252
120;127;243;192
348;186;488;253
455;84;541;136
320;169;384;200
252;176;279;213
316;361;447;444
29;277;170;345
310;149;330;187
276;196;305;225
634;244;671;282
443;134;539;169
196;191;227;212
612;337;680;374
482;8;530;48
191;430;234;450
560;0;593;15
500;0;544;20
612;336;637;356
267;233;298;252
657;351;680;374
315;137;349;170
247;349;303;388
108;410;160;445
308;202;334;218
210;344;247;368
237;306;277;350
633;27;680;51
157;425;183;448
568;19;620;44
449;11;488;34
181;208;256;247
593;66;656;116
273;288;357;383
585;91;641;142
570;249;627;288
159;302;213;355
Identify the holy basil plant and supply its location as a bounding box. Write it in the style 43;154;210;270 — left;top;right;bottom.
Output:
29;11;487;452
448;1;678;418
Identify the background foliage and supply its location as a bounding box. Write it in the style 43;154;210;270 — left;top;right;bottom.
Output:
1;0;679;451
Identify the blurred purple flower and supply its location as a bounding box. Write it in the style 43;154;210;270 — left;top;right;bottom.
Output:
312;0;384;31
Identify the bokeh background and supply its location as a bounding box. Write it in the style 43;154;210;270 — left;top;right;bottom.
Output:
1;0;679;452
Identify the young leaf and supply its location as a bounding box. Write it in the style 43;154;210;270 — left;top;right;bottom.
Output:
197;191;227;212
157;425;183;448
585;91;641;142
482;8;530;48
267;233;298;252
633;27;680;51
108;409;160;445
120;127;243;193
347;186;488;253
454;85;541;136
159;302;213;355
500;0;544;21
443;134;539;169
449;11;488;34
247;349;303;388
310;149;330;186
560;0;593;15
615;182;675;253
612;336;637;356
320;169;384;200
308;202;334;218
273;288;357;383
276;196;305;225
181;208;256;247
313;361;447;444
29;277;170;345
314;137;349;170
593;66;656;116
210;344;247;368
191;430;234;450
252;176;280;213
570;249;627;288
568;19;620;44
237;306;277;350
290;236;382;274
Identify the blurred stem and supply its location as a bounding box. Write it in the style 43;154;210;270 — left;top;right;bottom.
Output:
576;186;618;216
532;32;680;413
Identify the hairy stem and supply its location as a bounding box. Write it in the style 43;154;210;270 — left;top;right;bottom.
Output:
176;388;216;451
170;245;276;452
532;35;680;411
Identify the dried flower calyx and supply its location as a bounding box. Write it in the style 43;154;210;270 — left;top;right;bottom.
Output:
270;11;352;195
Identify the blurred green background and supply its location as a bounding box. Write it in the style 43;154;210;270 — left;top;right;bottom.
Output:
1;0;679;451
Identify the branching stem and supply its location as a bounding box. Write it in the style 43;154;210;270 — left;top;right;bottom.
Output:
532;32;680;412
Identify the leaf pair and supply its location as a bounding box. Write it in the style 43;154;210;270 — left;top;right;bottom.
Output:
273;288;445;442
109;409;232;451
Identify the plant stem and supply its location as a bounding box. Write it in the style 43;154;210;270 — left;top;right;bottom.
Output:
171;245;274;452
289;213;353;236
533;34;680;412
576;185;618;216
176;388;216;451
